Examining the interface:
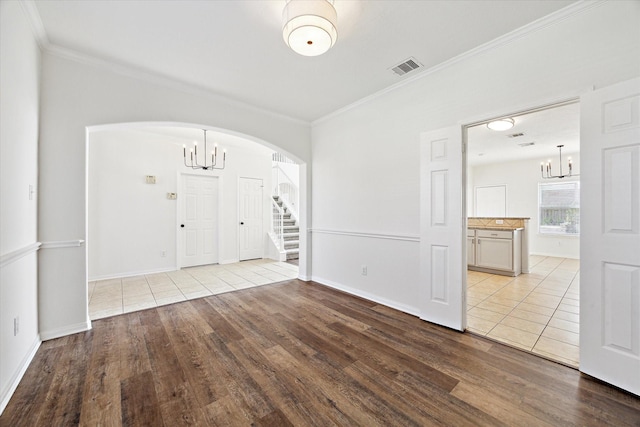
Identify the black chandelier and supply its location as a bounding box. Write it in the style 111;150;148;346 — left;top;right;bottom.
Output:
183;129;226;171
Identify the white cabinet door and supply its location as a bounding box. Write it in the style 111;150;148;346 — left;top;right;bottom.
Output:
580;77;640;396
467;236;476;266
476;238;512;271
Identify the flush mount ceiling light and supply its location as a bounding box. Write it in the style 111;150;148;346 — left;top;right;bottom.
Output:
283;0;337;56
486;118;515;131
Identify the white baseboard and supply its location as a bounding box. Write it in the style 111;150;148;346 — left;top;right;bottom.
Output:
89;266;177;281
298;274;312;281
219;258;240;265
311;276;420;318
39;320;91;341
0;336;41;416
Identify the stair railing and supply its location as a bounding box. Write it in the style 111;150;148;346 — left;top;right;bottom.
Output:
271;198;285;251
272;164;299;221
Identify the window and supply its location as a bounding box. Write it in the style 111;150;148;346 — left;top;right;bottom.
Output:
539;181;580;235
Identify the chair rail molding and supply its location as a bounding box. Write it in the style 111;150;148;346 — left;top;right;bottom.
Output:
0;242;42;268
40;239;85;249
310;228;420;243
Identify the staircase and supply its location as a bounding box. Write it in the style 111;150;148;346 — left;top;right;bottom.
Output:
273;195;299;260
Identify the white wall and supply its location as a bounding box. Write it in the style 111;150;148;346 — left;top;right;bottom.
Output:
469;154;581;258
38;50;311;339
88;129;273;280
311;2;639;315
0;1;42;414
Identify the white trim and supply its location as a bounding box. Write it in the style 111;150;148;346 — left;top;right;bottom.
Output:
39;320;91;341
220;258;240;265
44;44;310;127
0;242;41;268
312;276;420;318
89;266;178;282
313;0;602;125
298;274;312;282
40;239;85;249
311;228;420;243
0;336;41;416
19;0;50;50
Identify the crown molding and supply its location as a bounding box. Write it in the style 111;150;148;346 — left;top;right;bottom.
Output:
19;0;50;50
43;44;311;127
313;0;604;126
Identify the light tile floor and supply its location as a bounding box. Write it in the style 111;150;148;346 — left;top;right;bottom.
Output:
89;259;299;321
467;255;580;367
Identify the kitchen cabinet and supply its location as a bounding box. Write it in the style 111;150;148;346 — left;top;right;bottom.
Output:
467;228;522;276
466;229;476;266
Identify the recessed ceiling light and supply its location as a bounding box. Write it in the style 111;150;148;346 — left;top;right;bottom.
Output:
487;118;515;131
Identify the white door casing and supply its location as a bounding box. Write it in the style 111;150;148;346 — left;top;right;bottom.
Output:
580;77;640;396
420;126;465;331
239;177;263;261
180;174;219;268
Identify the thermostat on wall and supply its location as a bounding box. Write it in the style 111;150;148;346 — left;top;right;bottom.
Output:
167;192;177;200
145;175;156;184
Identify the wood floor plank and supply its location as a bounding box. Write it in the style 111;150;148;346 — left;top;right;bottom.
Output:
2;279;639;426
36;331;93;426
78;316;123;426
118;312;152;380
120;371;163;427
0;346;64;426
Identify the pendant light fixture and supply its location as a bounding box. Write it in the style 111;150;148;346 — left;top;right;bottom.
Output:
541;145;578;179
183;129;226;171
282;0;338;57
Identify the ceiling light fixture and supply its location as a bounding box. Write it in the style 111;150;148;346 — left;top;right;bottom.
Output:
183;129;226;171
487;118;515;131
541;145;578;179
283;0;337;57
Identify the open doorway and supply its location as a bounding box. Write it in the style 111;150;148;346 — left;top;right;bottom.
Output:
465;101;581;367
86;124;300;320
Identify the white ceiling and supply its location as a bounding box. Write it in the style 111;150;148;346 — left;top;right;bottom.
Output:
32;0;576;122
467;102;580;166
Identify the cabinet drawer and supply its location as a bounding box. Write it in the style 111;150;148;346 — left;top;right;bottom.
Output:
466;229;476;237
476;229;512;239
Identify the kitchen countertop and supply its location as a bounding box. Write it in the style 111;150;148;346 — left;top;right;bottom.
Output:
468;217;530;220
468;226;524;231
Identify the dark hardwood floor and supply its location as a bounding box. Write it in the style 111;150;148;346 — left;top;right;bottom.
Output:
2;280;639;426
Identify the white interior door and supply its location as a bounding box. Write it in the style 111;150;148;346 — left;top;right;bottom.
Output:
580;77;640;396
181;174;219;268
420;126;465;331
239;177;263;261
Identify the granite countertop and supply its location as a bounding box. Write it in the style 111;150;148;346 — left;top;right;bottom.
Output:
468;217;530;220
468;226;524;231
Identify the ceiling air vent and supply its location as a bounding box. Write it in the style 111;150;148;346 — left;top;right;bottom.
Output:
508;132;525;138
518;142;536;147
390;57;422;76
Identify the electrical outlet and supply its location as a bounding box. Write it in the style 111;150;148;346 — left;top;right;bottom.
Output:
495;219;504;225
361;265;367;276
14;317;19;336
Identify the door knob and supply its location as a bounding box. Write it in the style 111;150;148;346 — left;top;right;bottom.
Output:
240;222;244;225
180;224;185;228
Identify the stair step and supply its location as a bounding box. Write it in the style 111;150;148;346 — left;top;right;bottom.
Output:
283;233;299;240
283;220;296;226
283;226;299;232
285;248;299;260
284;240;299;249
